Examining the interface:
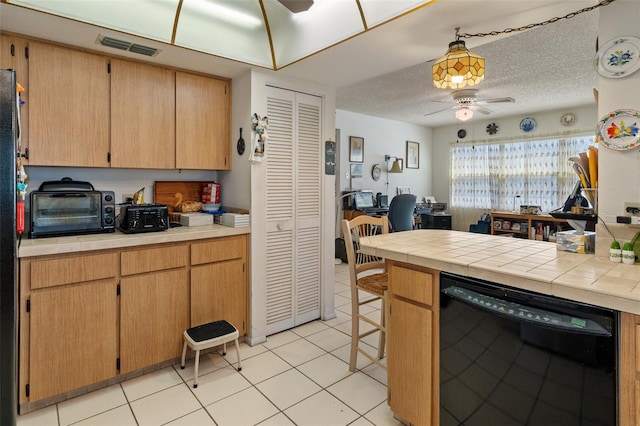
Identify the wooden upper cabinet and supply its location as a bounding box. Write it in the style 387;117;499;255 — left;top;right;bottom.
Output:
0;35;29;161
176;72;230;170
110;59;176;169
28;42;110;167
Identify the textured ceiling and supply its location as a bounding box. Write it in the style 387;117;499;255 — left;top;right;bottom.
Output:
0;0;602;128
336;10;599;127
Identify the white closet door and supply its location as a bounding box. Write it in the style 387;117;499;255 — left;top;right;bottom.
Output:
265;86;322;335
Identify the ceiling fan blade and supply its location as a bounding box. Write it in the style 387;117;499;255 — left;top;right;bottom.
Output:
476;97;515;104
423;105;457;116
470;105;493;115
276;0;314;13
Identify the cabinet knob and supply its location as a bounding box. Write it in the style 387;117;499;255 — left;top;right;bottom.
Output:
277;222;284;231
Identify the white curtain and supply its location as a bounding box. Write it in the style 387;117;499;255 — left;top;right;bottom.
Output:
450;136;595;231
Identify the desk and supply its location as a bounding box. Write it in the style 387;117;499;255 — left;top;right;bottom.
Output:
343;208;388;221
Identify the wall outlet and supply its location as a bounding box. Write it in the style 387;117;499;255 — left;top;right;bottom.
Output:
122;193;133;203
624;201;640;216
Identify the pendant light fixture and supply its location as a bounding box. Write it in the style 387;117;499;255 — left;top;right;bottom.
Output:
432;28;485;90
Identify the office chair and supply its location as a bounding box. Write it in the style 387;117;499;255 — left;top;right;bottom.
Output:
341;215;389;372
388;194;417;232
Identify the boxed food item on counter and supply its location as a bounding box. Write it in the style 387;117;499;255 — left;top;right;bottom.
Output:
556;230;595;254
180;213;213;227
202;182;221;204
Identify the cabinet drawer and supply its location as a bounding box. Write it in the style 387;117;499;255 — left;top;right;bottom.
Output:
30;252;118;289
389;265;434;306
121;244;188;275
191;236;245;265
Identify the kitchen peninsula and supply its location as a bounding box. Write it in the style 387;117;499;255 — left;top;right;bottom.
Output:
17;225;249;413
359;229;640;426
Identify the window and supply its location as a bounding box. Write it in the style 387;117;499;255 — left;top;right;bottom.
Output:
450;136;595;212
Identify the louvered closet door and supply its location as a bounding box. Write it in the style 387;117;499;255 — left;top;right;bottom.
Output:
265;86;322;335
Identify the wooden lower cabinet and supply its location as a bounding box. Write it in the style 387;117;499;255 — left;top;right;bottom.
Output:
190;236;248;333
620;312;640;426
387;262;439;426
120;269;189;373
29;280;118;401
19;252;119;405
19;235;249;409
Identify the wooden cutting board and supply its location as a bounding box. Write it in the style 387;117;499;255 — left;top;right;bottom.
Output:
154;181;202;212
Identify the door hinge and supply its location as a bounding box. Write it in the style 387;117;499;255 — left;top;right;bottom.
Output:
225;84;227;95
24;46;29;59
116;358;120;371
107;63;111;74
243;263;245;273
23;147;29;160
25;384;30;397
107;152;111;163
116;283;120;296
10;44;15;57
26;298;30;313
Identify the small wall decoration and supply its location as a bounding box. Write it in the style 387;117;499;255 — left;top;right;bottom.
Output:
349;136;364;163
457;129;467;139
406;141;419;169
596;109;640;151
595;36;640;79
324;140;336;175
371;164;382;181
350;163;363;178
519;117;537;133
250;113;268;162
561;113;576;127
486;123;499;135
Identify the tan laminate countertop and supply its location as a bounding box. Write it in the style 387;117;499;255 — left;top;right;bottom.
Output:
18;225;250;258
358;230;640;315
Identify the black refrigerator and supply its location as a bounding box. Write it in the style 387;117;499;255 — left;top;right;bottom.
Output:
0;69;19;425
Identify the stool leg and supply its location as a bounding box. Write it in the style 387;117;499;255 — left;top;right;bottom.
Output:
222;342;227;356
234;338;242;371
180;341;187;369
193;349;200;388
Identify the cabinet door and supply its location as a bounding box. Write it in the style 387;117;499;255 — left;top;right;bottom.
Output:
388;297;433;426
110;59;175;169
0;35;29;160
28;42;110;166
176;72;230;170
120;269;189;373
191;259;247;333
619;312;640;426
29;280;118;401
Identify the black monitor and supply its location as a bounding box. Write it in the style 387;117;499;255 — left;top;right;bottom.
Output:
354;192;375;210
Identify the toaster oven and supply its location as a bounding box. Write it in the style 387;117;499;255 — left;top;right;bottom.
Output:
29;178;116;238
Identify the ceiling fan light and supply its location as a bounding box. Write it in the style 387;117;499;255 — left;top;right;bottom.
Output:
455;107;473;121
432;40;485;89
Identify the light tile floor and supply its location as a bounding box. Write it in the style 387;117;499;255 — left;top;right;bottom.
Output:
17;263;402;426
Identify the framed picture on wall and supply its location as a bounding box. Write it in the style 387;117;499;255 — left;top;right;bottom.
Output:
350;163;363;178
406;141;419;169
349;136;364;163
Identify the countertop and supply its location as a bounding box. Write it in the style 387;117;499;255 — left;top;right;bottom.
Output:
18;225;250;258
358;230;640;315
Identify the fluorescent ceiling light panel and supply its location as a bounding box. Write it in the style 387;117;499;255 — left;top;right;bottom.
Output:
8;0;435;69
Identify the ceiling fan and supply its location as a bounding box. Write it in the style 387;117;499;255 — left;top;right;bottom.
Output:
424;89;515;121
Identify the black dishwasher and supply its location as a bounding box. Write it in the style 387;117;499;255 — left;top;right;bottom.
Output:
440;272;618;426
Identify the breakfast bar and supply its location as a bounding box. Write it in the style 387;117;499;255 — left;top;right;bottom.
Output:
358;229;640;426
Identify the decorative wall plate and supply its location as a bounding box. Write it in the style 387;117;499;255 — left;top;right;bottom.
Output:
596;109;640;151
560;113;576;127
595;36;640;79
486;123;498;135
457;129;466;138
371;163;382;181
520;117;536;133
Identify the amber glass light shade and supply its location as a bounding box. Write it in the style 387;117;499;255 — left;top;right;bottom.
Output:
432;40;485;89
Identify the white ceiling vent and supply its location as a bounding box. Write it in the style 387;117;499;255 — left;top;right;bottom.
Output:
97;36;159;57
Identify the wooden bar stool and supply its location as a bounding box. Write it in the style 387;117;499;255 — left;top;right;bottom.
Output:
180;320;242;388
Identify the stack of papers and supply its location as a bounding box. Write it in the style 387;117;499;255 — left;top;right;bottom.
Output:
221;213;250;227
